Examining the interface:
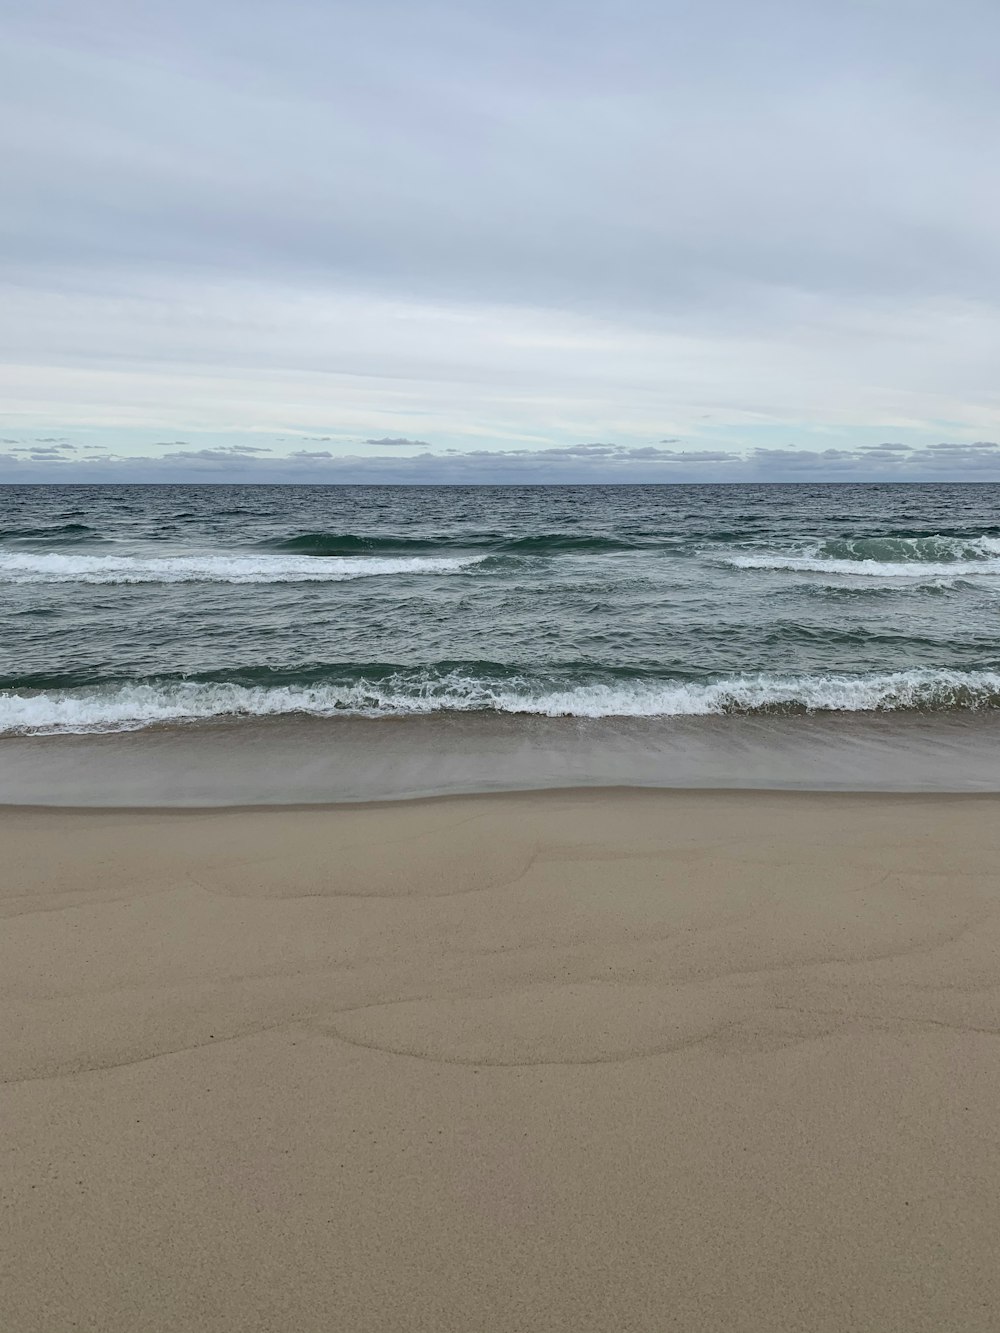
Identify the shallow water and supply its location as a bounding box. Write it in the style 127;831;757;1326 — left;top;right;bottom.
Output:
5;711;1000;805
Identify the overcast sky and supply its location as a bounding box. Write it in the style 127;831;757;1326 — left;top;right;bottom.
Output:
2;0;999;482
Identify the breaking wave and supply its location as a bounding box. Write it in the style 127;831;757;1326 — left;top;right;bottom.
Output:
0;551;485;584
726;533;1000;578
5;667;1000;735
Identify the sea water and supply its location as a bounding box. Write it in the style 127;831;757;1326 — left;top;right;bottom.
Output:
3;482;1000;801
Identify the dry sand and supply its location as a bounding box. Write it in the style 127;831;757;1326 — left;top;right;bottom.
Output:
2;788;1000;1332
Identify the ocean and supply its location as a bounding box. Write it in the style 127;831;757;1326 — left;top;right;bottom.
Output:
4;481;1000;803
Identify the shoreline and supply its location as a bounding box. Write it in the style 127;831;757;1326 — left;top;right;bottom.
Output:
5;780;1000;815
5;787;1000;1331
6;707;1000;805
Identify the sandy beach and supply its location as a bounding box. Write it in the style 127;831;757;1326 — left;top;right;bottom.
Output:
3;787;1000;1332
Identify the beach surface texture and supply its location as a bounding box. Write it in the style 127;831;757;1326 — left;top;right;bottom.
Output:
3;788;1000;1332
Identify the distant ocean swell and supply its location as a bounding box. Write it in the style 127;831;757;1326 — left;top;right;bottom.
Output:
5;666;1000;735
266;530;1000;565
262;531;641;555
6;529;1000;584
0;522;100;543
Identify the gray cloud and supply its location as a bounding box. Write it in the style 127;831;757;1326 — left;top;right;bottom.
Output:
747;441;1000;476
365;437;433;448
1;1;999;465
455;442;742;464
11;443;76;456
3;439;1000;484
5;0;998;313
152;440;269;453
153;444;273;462
925;440;1000;452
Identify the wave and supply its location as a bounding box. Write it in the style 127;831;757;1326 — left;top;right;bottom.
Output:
820;534;1000;562
264;530;637;556
0;551;484;585
269;529;1000;560
494;534;636;554
0;523;100;544
879;524;1000;541
727;533;1000;578
264;532;442;555
794;579;962;601
730;554;1000;579
5;667;1000;734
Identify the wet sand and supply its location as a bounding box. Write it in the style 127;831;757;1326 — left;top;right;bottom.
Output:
7;708;1000;807
3;788;1000;1331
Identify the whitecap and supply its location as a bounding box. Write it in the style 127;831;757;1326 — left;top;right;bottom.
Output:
0;551;485;585
726;552;1000;578
725;532;1000;578
4;668;1000;735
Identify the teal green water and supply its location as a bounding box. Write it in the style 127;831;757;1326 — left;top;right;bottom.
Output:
3;482;1000;734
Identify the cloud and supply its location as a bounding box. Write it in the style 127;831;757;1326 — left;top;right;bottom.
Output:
1;1;999;461
151;440;269;454
746;441;1000;477
455;442;743;464
5;1;999;311
10;443;76;456
156;444;273;462
924;440;1000;452
3;438;1000;484
365;437;432;448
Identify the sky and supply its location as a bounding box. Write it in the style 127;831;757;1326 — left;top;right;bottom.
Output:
2;0;999;483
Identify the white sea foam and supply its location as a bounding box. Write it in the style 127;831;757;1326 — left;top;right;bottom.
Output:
0;551;484;584
728;554;1000;578
726;533;1000;578
4;669;1000;735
